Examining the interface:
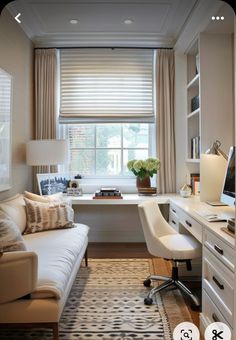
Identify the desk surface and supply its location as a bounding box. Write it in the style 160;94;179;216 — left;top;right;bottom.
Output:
170;196;235;249
69;193;235;248
70;193;177;205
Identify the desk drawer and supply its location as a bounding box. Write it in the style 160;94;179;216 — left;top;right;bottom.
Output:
169;203;181;232
202;290;232;328
169;203;181;219
178;210;202;243
169;212;179;232
169;214;179;232
203;247;234;325
204;229;235;272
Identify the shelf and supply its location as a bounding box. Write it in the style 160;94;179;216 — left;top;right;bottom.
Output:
187;73;199;89
187;108;200;118
186;158;200;163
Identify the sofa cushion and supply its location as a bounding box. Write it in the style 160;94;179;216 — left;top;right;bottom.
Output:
0;211;27;252
24;191;64;203
0;194;26;234
23;198;74;234
23;224;89;299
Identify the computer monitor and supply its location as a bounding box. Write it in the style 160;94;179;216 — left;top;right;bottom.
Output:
220;146;235;206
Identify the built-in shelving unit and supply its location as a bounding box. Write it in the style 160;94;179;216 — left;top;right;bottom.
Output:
185;33;234;166
186;41;200;162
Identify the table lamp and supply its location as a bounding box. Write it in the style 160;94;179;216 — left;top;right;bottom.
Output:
200;140;227;202
26;139;68;195
205;140;228;160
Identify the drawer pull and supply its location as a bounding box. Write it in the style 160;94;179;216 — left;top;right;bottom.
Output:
214;244;224;256
171;220;176;225
213;276;224;290
185;220;192;227
172;209;176;214
212;313;219;322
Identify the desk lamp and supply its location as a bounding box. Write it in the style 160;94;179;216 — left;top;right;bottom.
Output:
26;139;68;195
205;140;228;160
200;140;227;203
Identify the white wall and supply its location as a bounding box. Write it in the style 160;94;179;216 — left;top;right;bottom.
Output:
0;9;33;200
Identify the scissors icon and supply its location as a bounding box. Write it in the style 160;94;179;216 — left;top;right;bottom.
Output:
212;329;223;340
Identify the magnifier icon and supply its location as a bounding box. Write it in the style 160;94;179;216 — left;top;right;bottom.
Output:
183;332;190;339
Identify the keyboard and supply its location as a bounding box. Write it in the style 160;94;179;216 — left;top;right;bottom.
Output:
195;209;228;222
206;201;228;206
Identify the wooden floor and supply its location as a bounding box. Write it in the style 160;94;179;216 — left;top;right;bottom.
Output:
88;242;200;328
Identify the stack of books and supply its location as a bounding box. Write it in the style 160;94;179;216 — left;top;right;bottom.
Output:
93;187;123;199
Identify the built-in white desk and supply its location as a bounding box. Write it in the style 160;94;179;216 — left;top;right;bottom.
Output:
168;196;235;335
70;193;176;205
70;193;235;334
169;196;235;247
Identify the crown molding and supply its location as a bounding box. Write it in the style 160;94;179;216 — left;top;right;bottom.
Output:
174;0;222;53
33;32;174;48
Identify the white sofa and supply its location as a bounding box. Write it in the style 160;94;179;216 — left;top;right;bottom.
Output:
0;194;89;340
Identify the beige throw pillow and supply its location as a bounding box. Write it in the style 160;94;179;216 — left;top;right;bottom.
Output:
0;211;27;252
24;191;64;203
24;198;74;234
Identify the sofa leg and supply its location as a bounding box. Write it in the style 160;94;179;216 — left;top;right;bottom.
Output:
84;248;88;267
52;323;59;340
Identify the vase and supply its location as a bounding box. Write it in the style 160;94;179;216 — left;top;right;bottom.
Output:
136;176;151;189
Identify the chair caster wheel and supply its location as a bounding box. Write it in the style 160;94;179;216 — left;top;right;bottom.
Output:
143;279;151;287
144;297;153;305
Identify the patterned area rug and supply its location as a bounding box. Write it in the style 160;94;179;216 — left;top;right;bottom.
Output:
0;259;193;339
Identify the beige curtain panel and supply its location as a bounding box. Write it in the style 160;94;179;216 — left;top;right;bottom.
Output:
33;49;58;191
156;49;176;193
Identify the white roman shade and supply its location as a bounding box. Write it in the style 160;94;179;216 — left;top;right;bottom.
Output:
59;48;154;123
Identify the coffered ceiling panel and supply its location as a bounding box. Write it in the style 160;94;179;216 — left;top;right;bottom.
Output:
5;0;232;48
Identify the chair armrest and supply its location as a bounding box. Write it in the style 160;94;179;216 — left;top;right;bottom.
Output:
0;251;38;303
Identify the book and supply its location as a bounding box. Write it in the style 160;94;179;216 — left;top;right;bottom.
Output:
100;187;117;192
93;196;123;199
94;189;122;198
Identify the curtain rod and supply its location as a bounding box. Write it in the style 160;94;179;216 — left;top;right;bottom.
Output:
34;46;173;50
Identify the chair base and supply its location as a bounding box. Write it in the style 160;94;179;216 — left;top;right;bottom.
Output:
143;267;200;308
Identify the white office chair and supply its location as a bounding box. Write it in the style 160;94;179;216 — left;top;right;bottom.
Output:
138;200;201;308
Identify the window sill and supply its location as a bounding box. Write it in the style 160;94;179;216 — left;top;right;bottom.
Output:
76;177;156;194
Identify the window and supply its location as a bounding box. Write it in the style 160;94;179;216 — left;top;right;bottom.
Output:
59;48;155;178
61;123;154;177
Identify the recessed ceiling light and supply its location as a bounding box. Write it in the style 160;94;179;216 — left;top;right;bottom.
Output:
70;19;79;24
124;19;133;25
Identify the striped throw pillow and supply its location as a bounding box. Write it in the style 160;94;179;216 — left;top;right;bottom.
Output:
0;211;27;252
23;198;74;234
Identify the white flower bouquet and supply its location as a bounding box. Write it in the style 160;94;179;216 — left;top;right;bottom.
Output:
127;158;160;180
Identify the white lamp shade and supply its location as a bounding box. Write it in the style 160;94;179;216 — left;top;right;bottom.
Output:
26;139;68;166
200;154;227;202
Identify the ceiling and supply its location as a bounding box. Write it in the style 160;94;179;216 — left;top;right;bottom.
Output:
5;0;234;49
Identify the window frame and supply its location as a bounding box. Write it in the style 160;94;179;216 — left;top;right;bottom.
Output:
60;123;155;179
